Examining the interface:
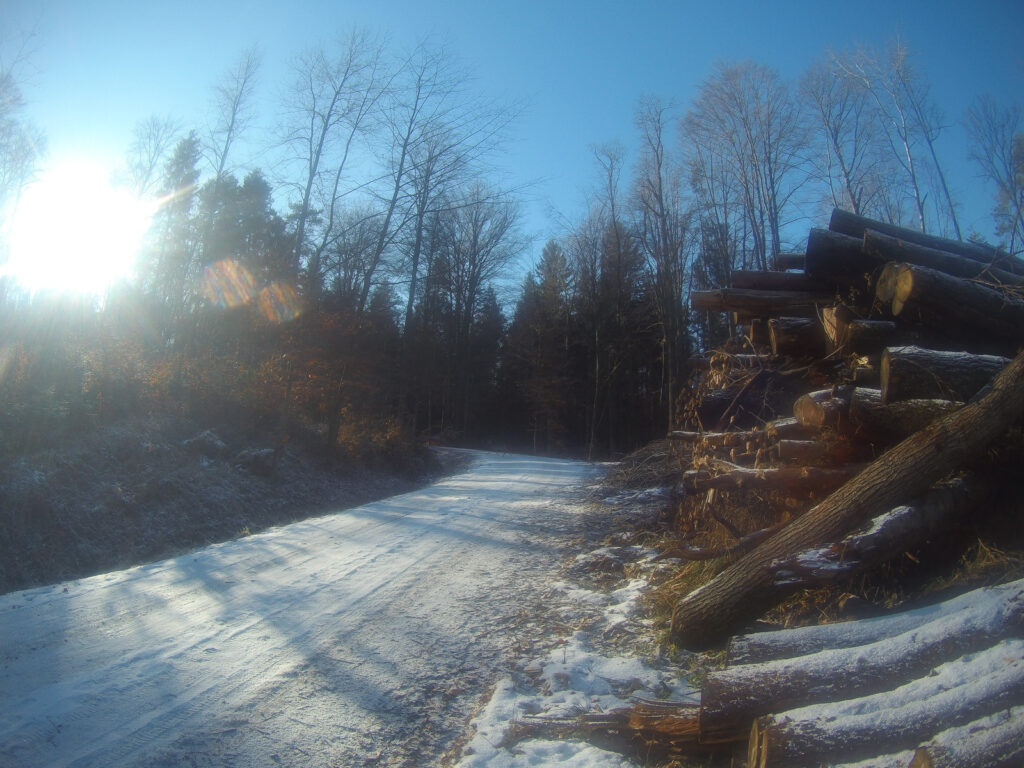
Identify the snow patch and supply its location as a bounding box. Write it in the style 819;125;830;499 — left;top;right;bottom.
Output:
457;547;694;767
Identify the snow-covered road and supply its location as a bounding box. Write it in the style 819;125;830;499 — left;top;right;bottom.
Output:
0;451;598;768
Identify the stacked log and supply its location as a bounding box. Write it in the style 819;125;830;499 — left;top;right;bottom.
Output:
649;208;1024;763
513;580;1024;766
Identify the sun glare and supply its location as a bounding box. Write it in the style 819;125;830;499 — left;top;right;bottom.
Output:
6;160;156;297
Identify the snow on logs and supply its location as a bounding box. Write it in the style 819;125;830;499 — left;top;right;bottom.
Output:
666;211;1024;764
749;638;1024;767
700;579;1024;746
670;348;1024;651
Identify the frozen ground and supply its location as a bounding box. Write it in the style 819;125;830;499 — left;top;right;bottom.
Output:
0;450;631;767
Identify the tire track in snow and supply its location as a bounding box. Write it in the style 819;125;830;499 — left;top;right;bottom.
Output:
0;451;598;767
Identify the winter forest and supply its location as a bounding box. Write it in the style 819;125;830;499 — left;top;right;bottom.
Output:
2;31;1022;461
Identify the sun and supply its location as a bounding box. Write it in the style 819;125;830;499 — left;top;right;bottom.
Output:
5;159;156;297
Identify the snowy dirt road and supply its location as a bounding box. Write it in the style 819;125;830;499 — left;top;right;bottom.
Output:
0;451;600;768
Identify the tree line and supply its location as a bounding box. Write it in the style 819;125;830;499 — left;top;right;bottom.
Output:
0;32;1021;460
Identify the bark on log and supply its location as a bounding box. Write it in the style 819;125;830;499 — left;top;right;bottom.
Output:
880;346;1010;404
774;440;822;463
681;464;862;494
888;262;1024;343
909;706;1024;768
669;350;1024;650
776;252;805;271
691;288;835;318
731;270;826;292
805;228;885;293
769;473;993;589
769;317;826;358
793;387;853;430
830;207;1024;275
766;417;819;441
863;228;1024;287
849;387;963;443
752;638;1024;767
700;579;1023;743
844;319;900;355
727;578;1024;665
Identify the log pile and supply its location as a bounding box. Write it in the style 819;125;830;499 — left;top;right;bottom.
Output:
515;580;1024;766
648;209;1024;765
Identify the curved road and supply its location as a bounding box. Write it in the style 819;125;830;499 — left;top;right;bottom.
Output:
0;451;597;767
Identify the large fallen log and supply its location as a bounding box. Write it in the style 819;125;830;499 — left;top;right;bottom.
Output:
682;464;862;494
841;319;900;355
699;578;1023;743
670;350;1024;650
880;346;1010;403
691;288;835;318
849;387;963;444
727;578;1024;665
792;387;853;430
863;228;1024;286
805;228;885;293
768;473;994;589
731;270;826;292
750;638;1024;767
887;262;1024;344
776;252;806;271
909;706;1024;768
829;207;1024;276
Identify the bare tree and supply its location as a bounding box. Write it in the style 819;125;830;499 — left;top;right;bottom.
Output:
430;182;523;431
835;40;961;238
362;42;514;316
279;29;388;306
124;115;180;197
206;46;261;182
0;38;44;240
632;97;691;428
801;56;892;219
966;94;1024;254
684;61;807;271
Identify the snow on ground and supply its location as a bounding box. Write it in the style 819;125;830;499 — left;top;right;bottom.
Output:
457;539;697;767
0;450;631;768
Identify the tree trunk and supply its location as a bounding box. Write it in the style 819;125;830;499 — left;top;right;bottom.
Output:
829;207;1024;275
773;439;822;464
792;386;853;430
731;270;825;292
880;346;1010;404
691;288;835;318
727;578;1024;665
804;228;885;294
769;317;826;358
863;228;1024;286
887;262;1024;344
700;577;1022;743
769;473;994;589
752;638;1024;767
776;252;805;271
843;319;900;355
874;261;904;305
669;350;1024;650
682;464;862;494
909;707;1024;768
849;387;963;443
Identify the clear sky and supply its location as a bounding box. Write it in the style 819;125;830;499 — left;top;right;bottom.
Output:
5;0;1024;262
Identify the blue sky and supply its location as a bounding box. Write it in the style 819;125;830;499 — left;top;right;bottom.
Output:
6;0;1023;260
